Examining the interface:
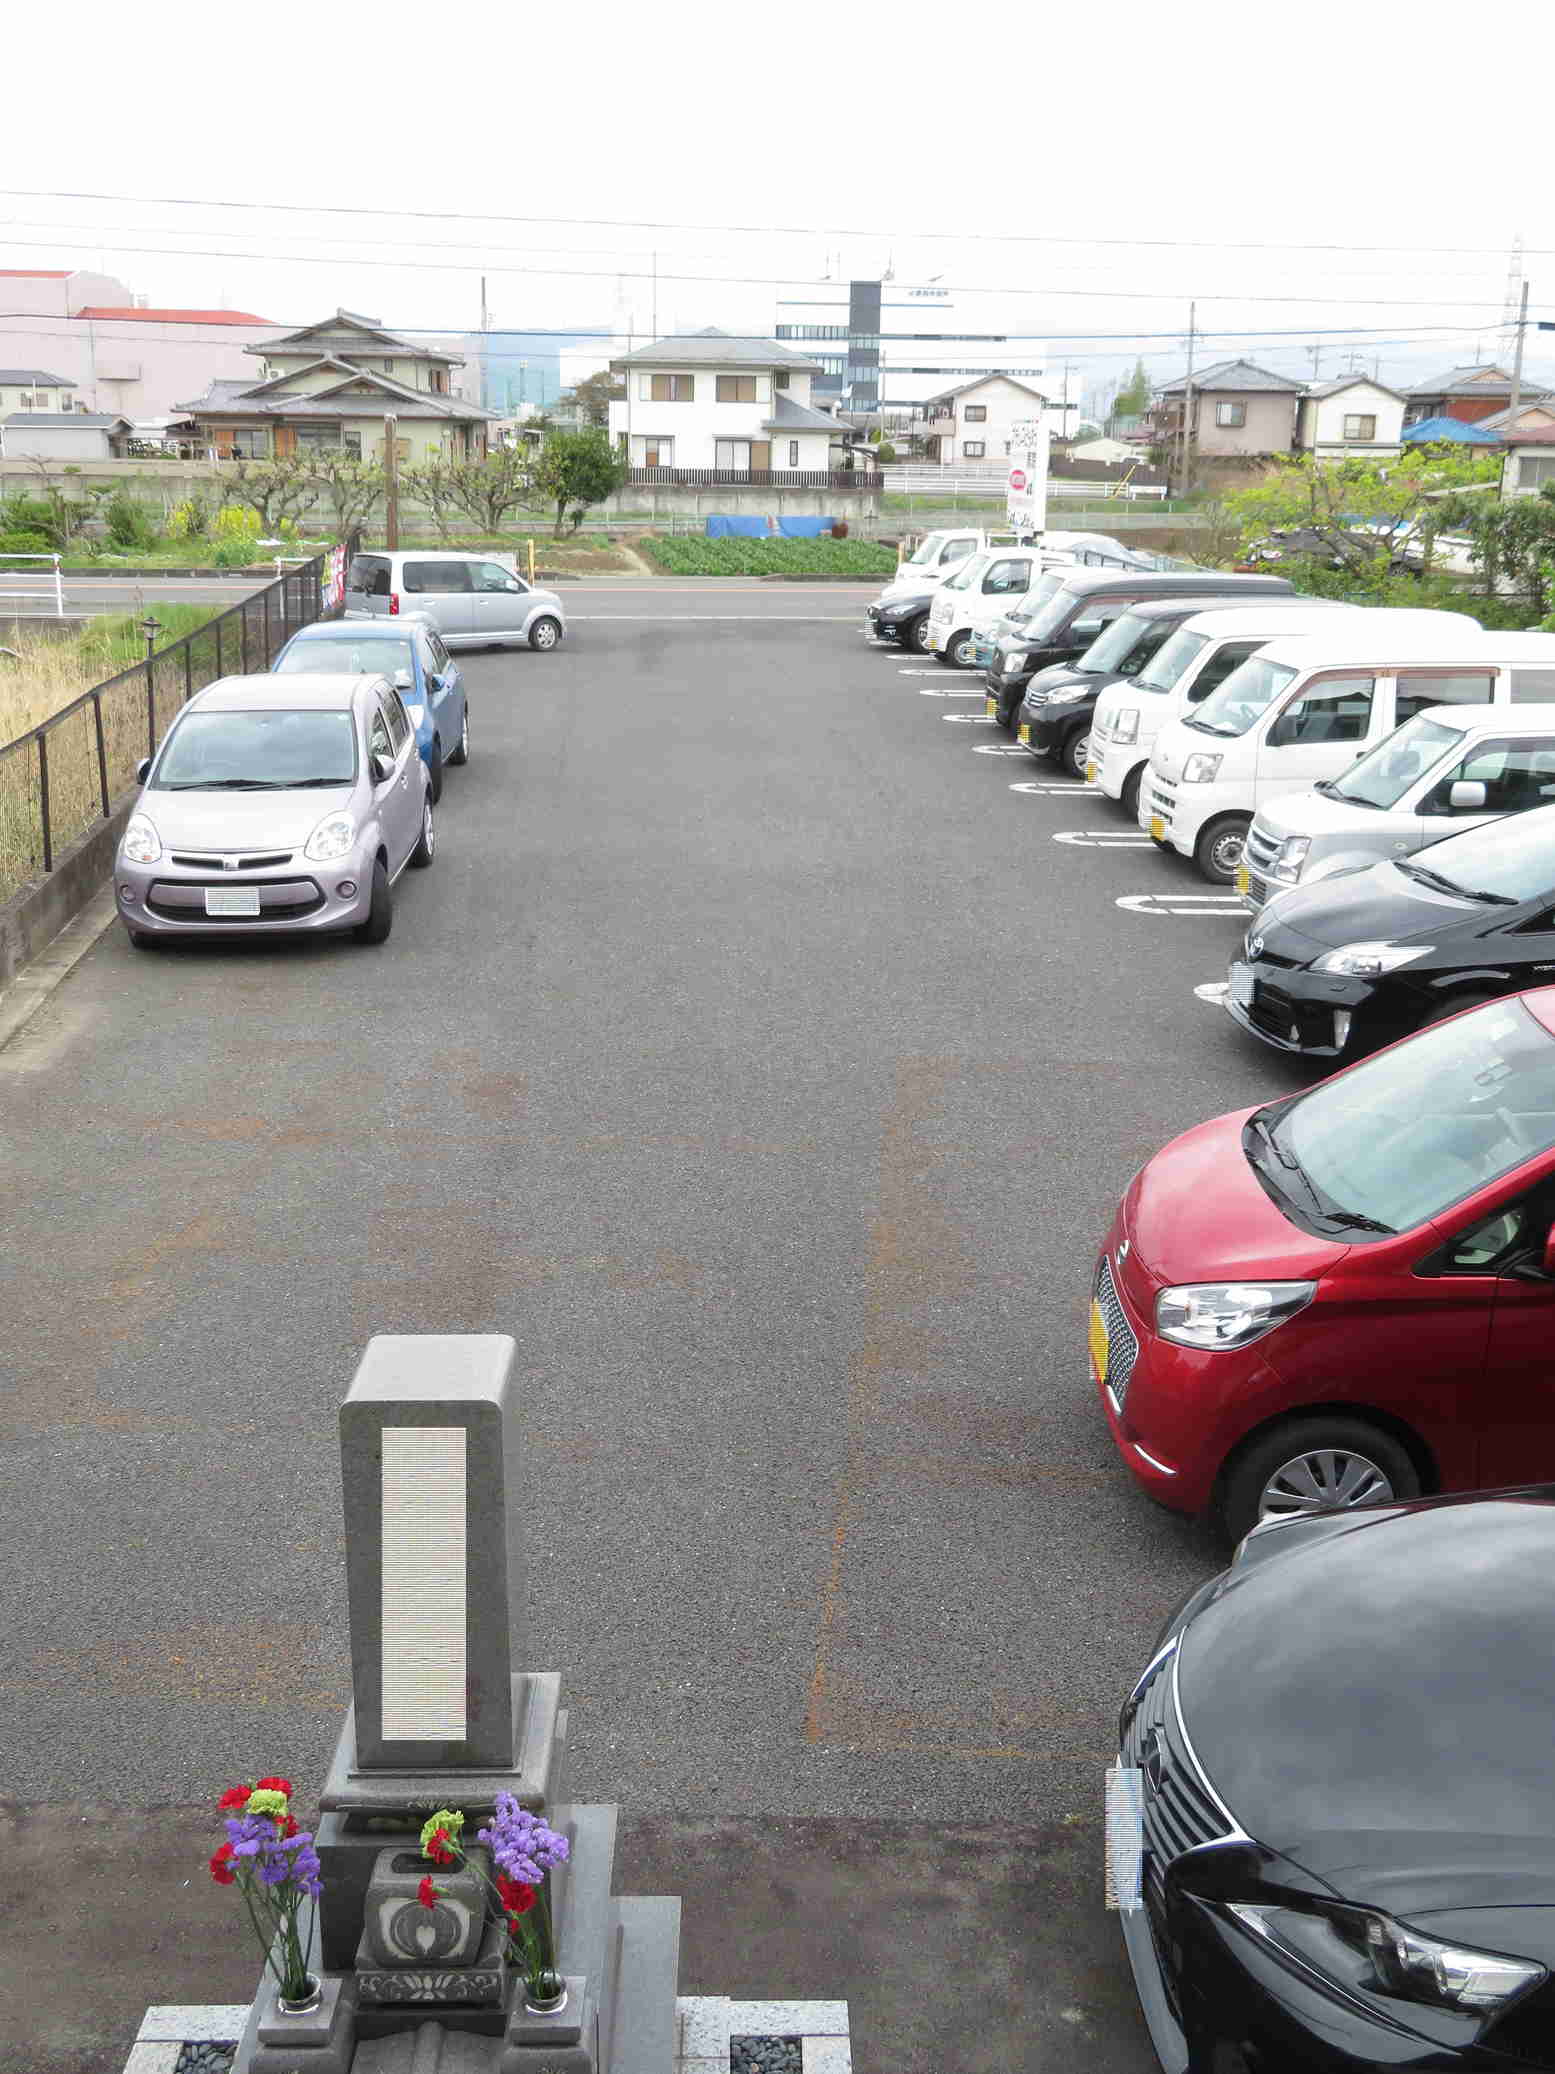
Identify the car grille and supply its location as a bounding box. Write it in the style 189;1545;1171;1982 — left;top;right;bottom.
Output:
1241;822;1284;908
1122;1646;1237;1933
147;878;323;921
1095;1255;1139;1409
169;852;295;871
1147;778;1177;828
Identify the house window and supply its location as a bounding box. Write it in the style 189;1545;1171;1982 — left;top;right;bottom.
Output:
1343;414;1378;441
963;405;987;422
431;370;448;395
963;441;986;458
343;429;362;457
1215;401;1247;428
789;440;800;467
716;375;757;403
383;361;393;373
714;440;751;470
1519;455;1555;489
230;426;271;457
634;435;674;468
774;371;790;390
646;373;693;401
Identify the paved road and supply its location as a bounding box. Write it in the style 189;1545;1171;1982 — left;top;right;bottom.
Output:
0;572;273;624
0;582;1317;2071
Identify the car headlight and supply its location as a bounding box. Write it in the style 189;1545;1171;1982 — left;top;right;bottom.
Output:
1270;836;1311;885
1312;942;1433;977
1003;654;1021;674
305;810;357;863
1182;753;1222;783
1155;1281;1314;1349
1111;708;1139;744
121;813;161;864
1229;1901;1546;2016
1045;686;1087;705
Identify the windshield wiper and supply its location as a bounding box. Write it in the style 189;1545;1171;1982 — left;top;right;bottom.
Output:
161;778;286;790
1184;716;1237;737
1320;1210;1396;1234
1459;886;1519;906
281;776;354;788
1397;860;1471;897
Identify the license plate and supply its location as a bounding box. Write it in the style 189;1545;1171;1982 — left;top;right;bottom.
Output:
1149;815;1165;842
1230;962;1254;1007
1086;762;1097;783
1088;1298;1110;1383
204;886;261;917
1236;863;1250;896
985;697;996;718
1018;723;1031;744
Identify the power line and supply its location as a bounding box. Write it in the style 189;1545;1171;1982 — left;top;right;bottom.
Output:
2;185;1552;260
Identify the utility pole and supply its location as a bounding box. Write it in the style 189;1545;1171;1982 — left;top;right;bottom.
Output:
480;275;489;411
651;251;658;339
1176;302;1197;498
1306;342;1323;381
384;413;399;550
1508;278;1530;437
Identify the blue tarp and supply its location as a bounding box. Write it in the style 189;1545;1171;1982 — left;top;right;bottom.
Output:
1400;415;1500;446
705;515;769;537
776;516;835;538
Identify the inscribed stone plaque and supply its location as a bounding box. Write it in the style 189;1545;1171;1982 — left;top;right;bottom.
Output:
380;1427;467;1741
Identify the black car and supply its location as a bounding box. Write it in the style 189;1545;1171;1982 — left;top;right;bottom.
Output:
985;570;1294;729
1011;597;1257;780
1117;1488;1555;2072
1227;804;1555;1060
866;583;938;651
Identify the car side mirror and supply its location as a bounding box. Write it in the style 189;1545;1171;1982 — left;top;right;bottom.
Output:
371;753;394;785
1449;780;1487;811
393;668;413;690
136;757;152;783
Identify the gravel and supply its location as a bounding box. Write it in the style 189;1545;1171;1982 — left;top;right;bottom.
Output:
174;2048;236;2074
731;2037;802;2074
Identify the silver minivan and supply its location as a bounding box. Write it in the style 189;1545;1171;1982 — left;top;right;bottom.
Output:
346;550;567;652
1242;701;1555;910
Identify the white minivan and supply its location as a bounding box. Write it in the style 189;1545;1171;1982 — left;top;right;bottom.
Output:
1141;627;1555;882
926;547;1045;665
1240;702;1555;910
1087;600;1359;818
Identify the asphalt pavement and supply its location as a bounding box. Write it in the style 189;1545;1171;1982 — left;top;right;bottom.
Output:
0;582;1319;2072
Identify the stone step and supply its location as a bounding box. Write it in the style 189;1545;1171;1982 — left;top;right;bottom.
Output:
549;1801;618;1986
602;1896;681;2074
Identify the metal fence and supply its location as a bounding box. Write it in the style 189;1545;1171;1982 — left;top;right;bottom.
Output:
625;466;885;491
0;547;336;908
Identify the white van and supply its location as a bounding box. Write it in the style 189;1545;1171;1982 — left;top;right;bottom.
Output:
1240;702;1555;910
1088;600;1359;818
926;546;1046;665
1141;628;1555;882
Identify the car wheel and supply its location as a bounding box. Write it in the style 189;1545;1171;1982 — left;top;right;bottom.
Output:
942;628;976;669
353;857;393;944
1218;1416;1420;1545
907;615;931;653
427;740;443;804
409;796;435;870
1120;765;1144;820
1417;987;1498;1030
529;616;562;652
1193;814;1251;885
448;706;469;766
1058;726;1090;780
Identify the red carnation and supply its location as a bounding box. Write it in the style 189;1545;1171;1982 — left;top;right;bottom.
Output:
427;1828;455;1866
497;1874;536;1916
217;1786;251;1811
418;1876;439;1909
280;1814;299;1839
209;1843;236;1886
255;1777;293;1797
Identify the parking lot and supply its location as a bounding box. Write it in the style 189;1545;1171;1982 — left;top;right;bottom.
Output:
1;579;1324;2072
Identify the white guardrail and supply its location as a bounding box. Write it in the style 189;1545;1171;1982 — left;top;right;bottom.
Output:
0;552;65;615
887;475;1168;501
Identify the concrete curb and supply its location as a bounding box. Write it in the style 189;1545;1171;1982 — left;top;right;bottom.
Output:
0;791;130;990
0;882;117;1051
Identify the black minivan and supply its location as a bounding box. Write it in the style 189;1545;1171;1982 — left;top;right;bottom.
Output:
985;570;1294;729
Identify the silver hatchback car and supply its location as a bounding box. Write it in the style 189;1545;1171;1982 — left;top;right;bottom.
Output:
344;550;567;651
114;673;433;949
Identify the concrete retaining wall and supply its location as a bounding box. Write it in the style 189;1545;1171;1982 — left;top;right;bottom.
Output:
0;791;132;988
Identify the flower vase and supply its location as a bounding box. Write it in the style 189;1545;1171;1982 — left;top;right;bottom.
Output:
524;1972;567;2015
278;1973;322;2015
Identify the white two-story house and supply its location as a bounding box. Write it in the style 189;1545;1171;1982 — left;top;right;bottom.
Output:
607;329;844;479
1294;375;1406;458
920;373;1056;465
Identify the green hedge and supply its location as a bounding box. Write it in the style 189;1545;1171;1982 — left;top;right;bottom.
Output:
636;534;896;576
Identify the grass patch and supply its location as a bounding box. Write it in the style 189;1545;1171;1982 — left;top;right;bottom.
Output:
635;534;896;577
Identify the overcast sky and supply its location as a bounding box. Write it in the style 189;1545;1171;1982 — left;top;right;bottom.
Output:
4;0;1550;409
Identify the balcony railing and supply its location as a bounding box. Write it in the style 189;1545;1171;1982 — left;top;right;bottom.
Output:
625;466;884;491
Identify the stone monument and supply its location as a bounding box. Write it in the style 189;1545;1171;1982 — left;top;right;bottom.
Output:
230;1335;681;2074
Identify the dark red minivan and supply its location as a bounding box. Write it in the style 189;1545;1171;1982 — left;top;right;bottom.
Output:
1093;987;1555;1541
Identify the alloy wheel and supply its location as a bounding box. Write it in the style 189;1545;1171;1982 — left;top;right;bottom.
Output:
1258;1447;1395;1520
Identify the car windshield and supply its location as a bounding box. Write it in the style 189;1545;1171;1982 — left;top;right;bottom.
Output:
1187;655;1299;737
1396;801;1555;903
1250;998;1555;1238
1008;583;1088;641
1137;627;1210;693
275;637;412;679
941;553;987;593
1327;715;1465;810
1004;570;1069;624
152;709;357;790
905;535;944;567
1077;610;1164;676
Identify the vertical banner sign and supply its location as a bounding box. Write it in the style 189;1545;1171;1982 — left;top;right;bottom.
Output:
1007;410;1050;539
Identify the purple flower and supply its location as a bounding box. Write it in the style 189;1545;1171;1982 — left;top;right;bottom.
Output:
476;1793;569;1885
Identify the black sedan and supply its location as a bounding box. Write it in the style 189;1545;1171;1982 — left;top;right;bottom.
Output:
1118;1488;1555;2072
1226;805;1555;1059
865;584;936;651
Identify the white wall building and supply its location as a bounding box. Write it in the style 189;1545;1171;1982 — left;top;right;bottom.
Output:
920;374;1066;464
608;328;839;474
0;368;78;416
775;276;1049;418
1295;375;1407;457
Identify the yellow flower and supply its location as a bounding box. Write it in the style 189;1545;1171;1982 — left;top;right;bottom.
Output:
245;1789;289;1820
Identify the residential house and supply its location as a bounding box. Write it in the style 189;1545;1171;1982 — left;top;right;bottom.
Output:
177;310;496;463
1500;429;1555;497
607;329;851;481
0;369;78;416
1294;375;1406;457
1403;364;1551;429
1150;359;1305;457
0;412;131;460
1475;397;1555;441
919;374;1051;466
0;267;284;420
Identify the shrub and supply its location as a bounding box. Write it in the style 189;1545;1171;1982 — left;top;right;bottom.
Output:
213;503;262;547
875;441;896;466
0;495;66;550
104;491;158;552
0;529;52;555
166;497;213;542
212;537;263;568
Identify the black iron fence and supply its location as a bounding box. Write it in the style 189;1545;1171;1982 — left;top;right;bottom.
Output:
0;545;342;908
625;466;885;491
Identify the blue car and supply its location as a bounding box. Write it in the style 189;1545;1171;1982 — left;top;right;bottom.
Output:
272;614;468;802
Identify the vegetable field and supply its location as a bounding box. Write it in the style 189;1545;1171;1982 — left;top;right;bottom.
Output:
636;535;897;577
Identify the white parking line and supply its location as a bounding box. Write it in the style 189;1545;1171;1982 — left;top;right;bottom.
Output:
918;686;987;698
1008;779;1087;796
1052;830;1152;847
1195;982;1231;1003
896;667;947;677
1116;893;1246;917
972;744;1029;757
943;712;998;724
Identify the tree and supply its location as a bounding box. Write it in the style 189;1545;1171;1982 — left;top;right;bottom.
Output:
1113;359;1152;418
303;452;386;535
566;370;626;428
1434;482;1555;619
401;458;461;541
532;428;627;536
1223;447;1502;585
227;458;316;535
443;447;540;534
